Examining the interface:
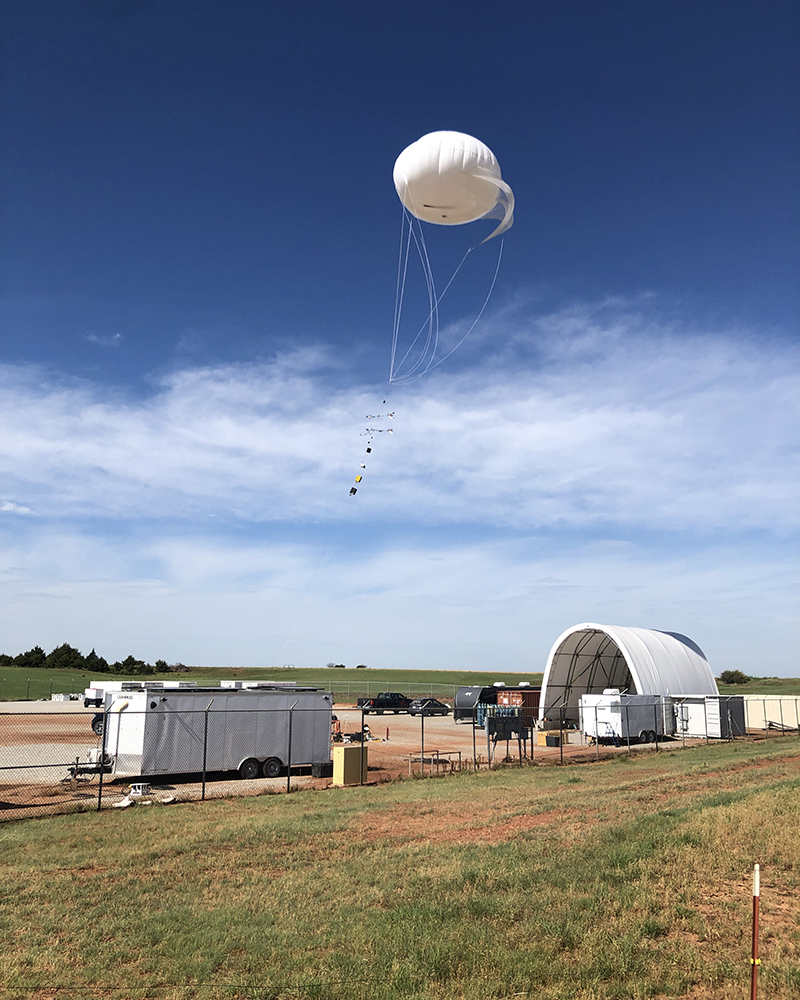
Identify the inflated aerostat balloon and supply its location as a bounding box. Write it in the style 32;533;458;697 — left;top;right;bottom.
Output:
393;130;514;241
348;130;515;495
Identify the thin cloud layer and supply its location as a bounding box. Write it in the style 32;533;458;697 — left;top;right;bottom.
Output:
2;302;797;533
0;525;795;672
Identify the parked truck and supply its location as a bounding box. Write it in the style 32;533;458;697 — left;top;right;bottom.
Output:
356;692;412;714
96;684;334;779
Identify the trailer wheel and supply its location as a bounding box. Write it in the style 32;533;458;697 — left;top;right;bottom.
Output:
239;758;260;780
648;730;657;743
638;731;649;744
263;757;282;779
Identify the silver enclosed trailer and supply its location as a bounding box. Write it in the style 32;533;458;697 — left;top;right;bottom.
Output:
579;691;675;744
102;685;333;779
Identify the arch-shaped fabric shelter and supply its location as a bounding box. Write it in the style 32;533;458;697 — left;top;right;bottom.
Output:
539;623;717;724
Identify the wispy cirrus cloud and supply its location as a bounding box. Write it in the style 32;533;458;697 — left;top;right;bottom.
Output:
84;333;123;347
1;301;797;533
0;524;795;670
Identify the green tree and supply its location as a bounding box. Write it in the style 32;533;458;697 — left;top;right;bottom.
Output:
719;669;752;685
113;655;154;676
0;653;14;666
84;648;110;674
154;659;169;672
46;644;87;671
15;645;47;669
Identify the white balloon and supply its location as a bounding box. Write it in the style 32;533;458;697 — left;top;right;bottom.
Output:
393;131;514;239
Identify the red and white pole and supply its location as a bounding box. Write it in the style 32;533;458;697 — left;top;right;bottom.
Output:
750;863;760;1000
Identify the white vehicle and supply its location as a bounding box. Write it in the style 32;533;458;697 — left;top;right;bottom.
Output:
579;690;675;744
96;684;333;780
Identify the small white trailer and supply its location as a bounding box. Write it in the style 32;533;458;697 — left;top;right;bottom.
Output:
99;685;333;779
579;690;675;744
673;695;746;739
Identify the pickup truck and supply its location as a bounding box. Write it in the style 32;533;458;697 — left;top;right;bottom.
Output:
356;692;413;714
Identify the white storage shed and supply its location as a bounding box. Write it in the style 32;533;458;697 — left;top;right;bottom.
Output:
540;623;717;726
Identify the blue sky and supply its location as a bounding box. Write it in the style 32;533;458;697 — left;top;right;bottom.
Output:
1;1;798;674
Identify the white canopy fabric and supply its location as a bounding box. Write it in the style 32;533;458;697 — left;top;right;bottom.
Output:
539;623;718;723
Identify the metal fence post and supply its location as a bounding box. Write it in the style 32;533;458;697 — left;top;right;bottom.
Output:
779;698;785;734
625;703;631;754
360;707;365;785
420;709;425;778
595;706;599;761
96;706;109;812
472;706;477;771
559;706;564;765
287;700;298;793
654;701;659;751
202;699;214;801
26;677;30;700
763;699;768;737
703;699;709;743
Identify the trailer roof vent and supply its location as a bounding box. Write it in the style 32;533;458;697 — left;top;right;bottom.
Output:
493;682;506;688
603;688;621;695
519;681;530;688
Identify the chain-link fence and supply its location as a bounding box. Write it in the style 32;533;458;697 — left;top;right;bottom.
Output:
0;676;474;702
2;695;798;823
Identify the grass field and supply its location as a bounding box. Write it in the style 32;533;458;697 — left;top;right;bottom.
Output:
3;664;800;703
1;737;798;999
0;666;544;703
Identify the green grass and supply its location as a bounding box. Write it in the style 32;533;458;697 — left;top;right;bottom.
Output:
0;665;544;703
717;675;800;696
1;738;799;999
4;663;800;703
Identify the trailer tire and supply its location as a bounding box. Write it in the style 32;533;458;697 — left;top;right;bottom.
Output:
239;758;260;780
263;757;282;779
648;730;657;744
638;731;649;744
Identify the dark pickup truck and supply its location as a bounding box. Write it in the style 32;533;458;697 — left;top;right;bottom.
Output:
356;692;413;714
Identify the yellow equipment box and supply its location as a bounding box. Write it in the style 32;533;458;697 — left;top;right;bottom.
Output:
536;730;568;746
333;743;368;786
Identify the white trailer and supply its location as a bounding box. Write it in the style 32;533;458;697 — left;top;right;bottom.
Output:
100;685;333;779
84;680;199;707
673;695;745;739
579;690;675;744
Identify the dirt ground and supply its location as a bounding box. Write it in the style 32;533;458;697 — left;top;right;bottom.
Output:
0;703;779;821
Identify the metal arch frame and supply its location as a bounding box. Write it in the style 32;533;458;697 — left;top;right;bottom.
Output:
542;629;635;720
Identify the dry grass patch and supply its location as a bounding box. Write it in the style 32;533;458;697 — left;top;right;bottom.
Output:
1;738;798;1000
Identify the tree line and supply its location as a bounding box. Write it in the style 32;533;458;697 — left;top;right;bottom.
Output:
0;644;183;676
